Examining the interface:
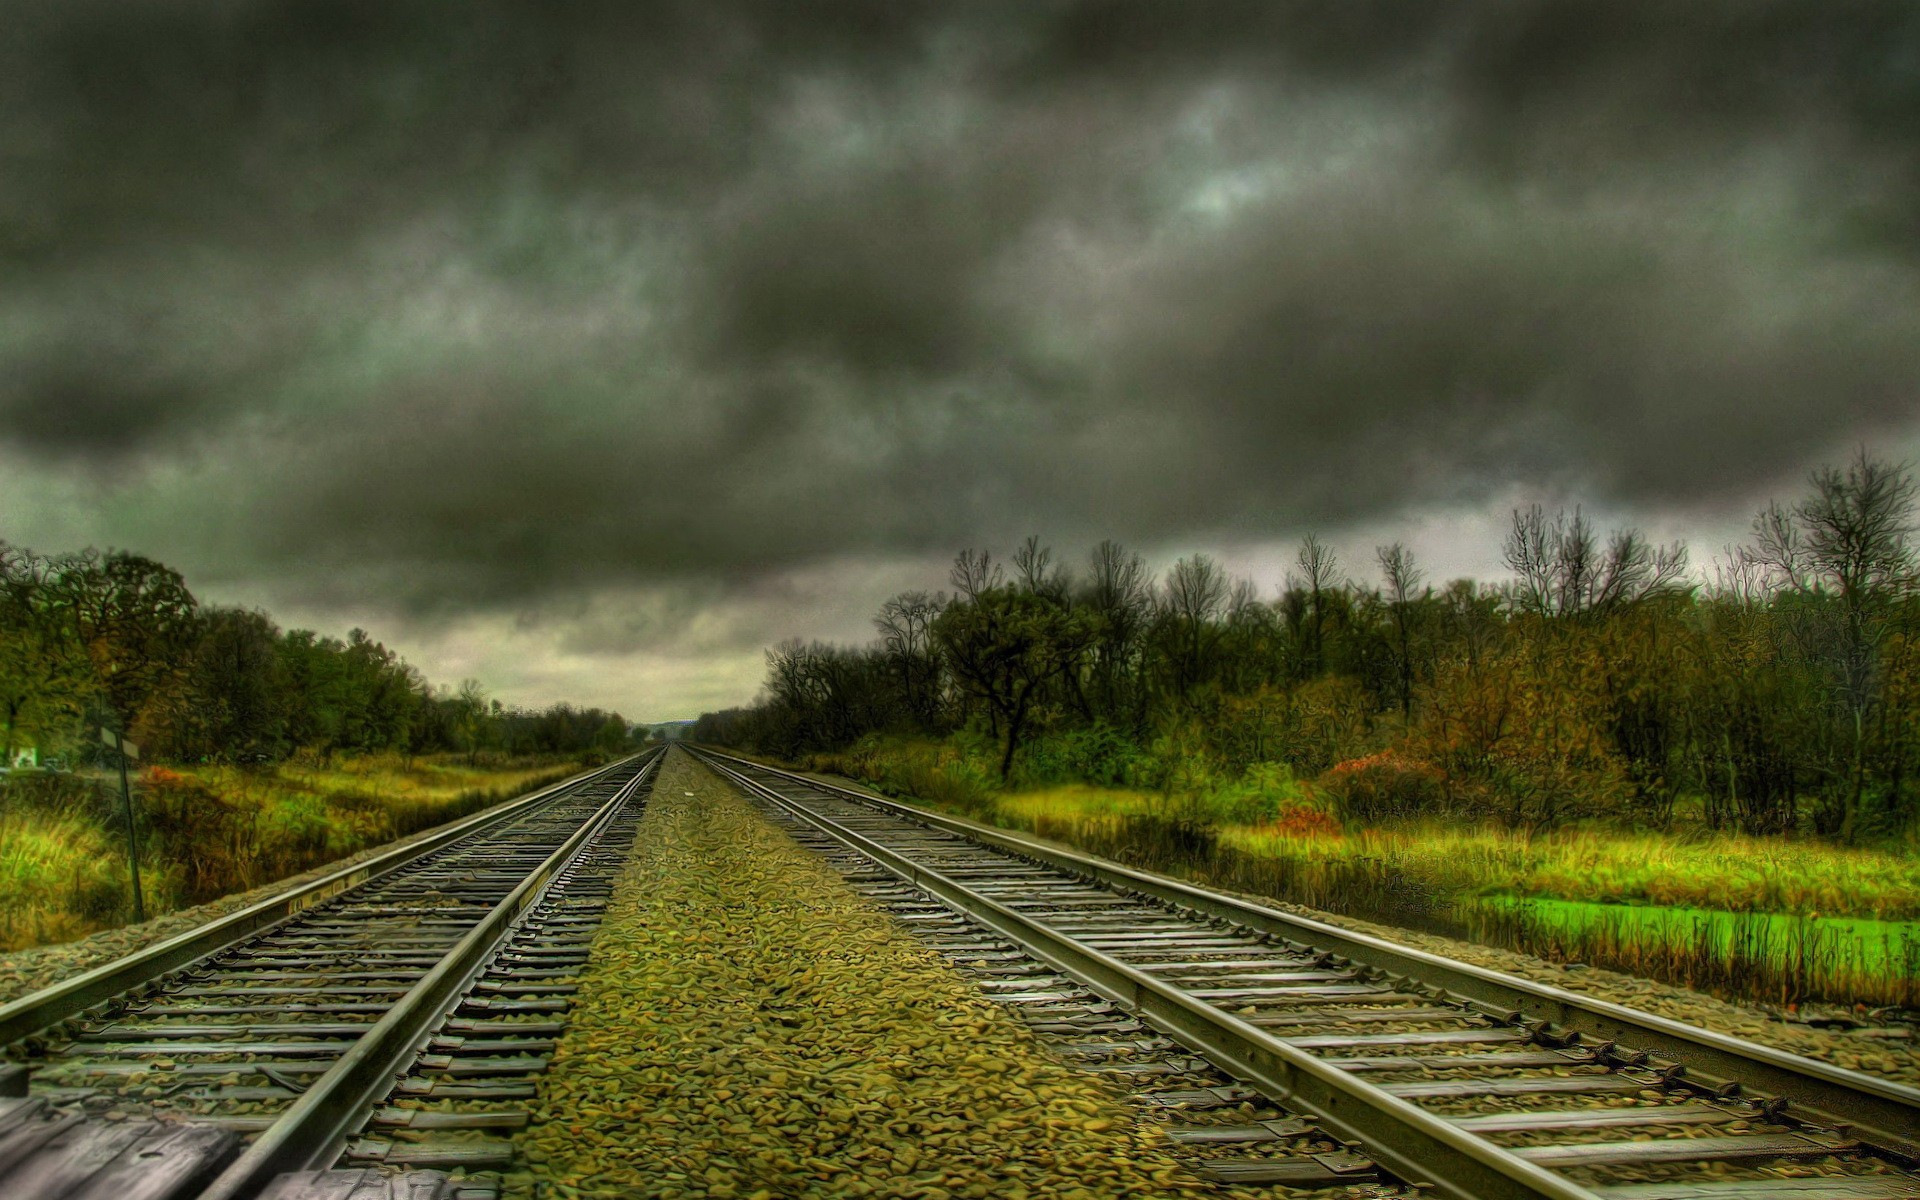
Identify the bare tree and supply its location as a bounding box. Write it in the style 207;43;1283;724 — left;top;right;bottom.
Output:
1083;540;1152;727
1159;554;1229;702
1220;577;1275;694
1290;534;1343;675
1592;528;1691;612
1743;450;1917;838
949;548;1003;601
1505;505;1688;618
1748;451;1916;600
1011;535;1070;602
875;590;946;727
1377;541;1426;723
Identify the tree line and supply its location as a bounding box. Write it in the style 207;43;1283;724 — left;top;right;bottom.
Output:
696;453;1920;841
0;543;634;767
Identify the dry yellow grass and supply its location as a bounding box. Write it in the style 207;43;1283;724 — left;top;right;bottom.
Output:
0;752;588;951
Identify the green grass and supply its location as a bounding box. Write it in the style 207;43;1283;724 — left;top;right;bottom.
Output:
0;801;127;949
1215;824;1920;922
1478;896;1919;976
0;752;589;951
1463;897;1920;1009
989;780;1920;922
802;740;1001;820
803;738;1920;1008
997;785;1163;824
168;754;585;861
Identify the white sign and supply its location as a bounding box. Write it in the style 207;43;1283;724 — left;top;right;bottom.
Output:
100;729;139;759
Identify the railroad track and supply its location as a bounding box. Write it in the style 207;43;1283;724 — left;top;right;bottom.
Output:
690;745;1920;1200
0;749;662;1200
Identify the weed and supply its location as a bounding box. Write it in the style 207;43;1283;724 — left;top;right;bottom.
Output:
811;739;1920;1009
0;753;586;950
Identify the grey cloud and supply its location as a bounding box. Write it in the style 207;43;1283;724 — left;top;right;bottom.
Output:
1095;168;1920;519
2;0;1918;629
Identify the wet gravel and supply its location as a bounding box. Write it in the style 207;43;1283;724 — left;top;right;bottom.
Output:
511;754;1214;1200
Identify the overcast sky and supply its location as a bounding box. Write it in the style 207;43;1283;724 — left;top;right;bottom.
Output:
4;2;1917;720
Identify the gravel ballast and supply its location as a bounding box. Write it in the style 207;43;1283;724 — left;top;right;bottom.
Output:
512;754;1213;1200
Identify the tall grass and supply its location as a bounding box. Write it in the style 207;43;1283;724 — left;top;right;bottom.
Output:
1005;807;1920;1008
0;753;587;951
993;782;1920;923
1015;809;1467;943
804;739;1920;1009
1463;899;1920;1010
1217;824;1920;922
0;781;130;949
801;741;1001;820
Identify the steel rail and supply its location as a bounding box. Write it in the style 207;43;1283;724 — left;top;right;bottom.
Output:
0;755;642;1050
196;748;661;1200
694;746;1920;1166
696;748;1598;1200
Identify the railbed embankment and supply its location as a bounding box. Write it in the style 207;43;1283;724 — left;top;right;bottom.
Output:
511;752;1215;1200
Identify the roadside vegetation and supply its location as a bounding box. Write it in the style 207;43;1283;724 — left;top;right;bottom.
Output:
699;453;1920;1010
0;752;589;950
0;541;638;950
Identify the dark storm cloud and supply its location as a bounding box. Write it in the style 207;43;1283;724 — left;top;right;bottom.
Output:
4;0;1919;620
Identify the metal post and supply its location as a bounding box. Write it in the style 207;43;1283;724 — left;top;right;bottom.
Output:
111;730;144;923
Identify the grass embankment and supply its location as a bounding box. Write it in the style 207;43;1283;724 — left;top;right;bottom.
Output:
0;753;589;951
513;754;1207;1200
796;739;1920;1010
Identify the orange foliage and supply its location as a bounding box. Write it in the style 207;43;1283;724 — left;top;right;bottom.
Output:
1317;749;1445;823
1256;800;1344;839
1410;630;1632;829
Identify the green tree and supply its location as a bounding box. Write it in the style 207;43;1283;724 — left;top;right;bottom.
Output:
49;550;200;736
452;679;492;765
875;591;946;729
1153;554;1229;705
1081;540;1153;731
0;543;89;762
1376;542;1427;724
934;580;1095;781
157;608;290;761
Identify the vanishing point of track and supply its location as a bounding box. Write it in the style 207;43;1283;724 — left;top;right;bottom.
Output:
690;745;1920;1200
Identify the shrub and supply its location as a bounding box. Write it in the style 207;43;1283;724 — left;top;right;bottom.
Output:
804;737;1001;820
141;766;262;900
1317;750;1446;825
1012;725;1159;789
1203;762;1340;835
0;753;587;950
